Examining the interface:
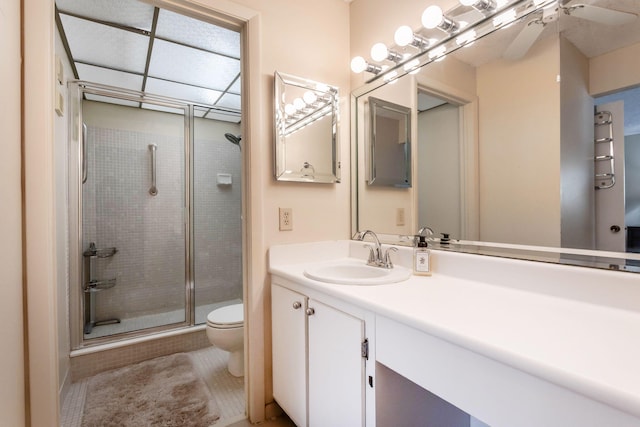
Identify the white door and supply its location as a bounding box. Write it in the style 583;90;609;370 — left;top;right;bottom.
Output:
272;283;308;427
307;299;365;427
595;101;626;252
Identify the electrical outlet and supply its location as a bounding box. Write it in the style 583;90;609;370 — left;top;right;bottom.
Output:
279;208;293;231
396;208;405;226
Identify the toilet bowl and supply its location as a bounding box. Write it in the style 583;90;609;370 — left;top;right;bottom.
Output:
205;303;244;377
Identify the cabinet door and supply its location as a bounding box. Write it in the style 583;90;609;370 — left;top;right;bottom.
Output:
308;299;365;427
272;283;308;427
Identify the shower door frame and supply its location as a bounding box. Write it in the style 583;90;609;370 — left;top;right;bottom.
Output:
68;80;198;349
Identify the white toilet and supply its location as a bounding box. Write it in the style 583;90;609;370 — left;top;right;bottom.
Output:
205;303;244;377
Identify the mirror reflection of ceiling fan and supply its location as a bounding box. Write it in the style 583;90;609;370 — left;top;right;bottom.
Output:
503;0;638;60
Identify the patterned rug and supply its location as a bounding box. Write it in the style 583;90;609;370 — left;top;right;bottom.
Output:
81;353;220;427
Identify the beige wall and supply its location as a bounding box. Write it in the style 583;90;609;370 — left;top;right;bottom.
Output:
476;35;562;246
590;41;640;96
560;37;595;249
0;0;26;425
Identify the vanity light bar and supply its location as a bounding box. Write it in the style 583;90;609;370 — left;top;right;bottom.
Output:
351;0;549;82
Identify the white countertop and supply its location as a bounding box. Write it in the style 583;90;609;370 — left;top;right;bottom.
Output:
268;240;640;420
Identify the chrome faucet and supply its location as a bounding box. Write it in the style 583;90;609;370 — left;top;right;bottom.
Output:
354;230;396;269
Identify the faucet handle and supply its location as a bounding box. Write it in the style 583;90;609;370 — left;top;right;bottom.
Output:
383;247;398;269
363;244;377;265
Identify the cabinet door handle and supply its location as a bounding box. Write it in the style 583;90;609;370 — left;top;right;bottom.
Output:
306;307;315;316
292;301;302;310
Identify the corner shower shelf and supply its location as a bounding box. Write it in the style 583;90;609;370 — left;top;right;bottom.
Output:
83;244;118;258
83;242;121;334
84;278;117;292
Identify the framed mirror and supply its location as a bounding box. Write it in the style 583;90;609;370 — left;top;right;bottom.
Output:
274;71;340;183
351;0;640;272
368;97;411;188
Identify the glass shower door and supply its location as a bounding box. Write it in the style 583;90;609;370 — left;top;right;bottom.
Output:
81;94;189;340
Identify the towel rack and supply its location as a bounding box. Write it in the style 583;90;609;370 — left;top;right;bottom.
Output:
594;111;615;190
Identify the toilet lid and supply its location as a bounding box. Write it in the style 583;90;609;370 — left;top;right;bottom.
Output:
207;303;243;327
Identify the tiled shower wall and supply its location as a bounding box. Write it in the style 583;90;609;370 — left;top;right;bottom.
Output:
82;103;242;324
193;128;243;310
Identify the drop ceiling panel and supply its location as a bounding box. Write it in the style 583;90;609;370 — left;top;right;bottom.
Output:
76;63;143;92
60;14;150;73
84;94;140;108
56;0;155;31
145;78;223;106
148;39;240;91
215;93;241;111
155;9;240;58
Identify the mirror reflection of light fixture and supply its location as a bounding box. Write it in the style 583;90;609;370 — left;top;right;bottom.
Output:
422;5;460;33
459;0;496;13
350;56;383;74
428;45;447;61
456;29;477;47
492;7;517;27
370;42;404;63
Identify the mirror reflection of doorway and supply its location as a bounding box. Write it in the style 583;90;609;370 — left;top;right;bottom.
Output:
595;86;640;253
417;91;462;239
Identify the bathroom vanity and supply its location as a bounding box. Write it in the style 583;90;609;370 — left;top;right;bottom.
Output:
269;240;640;427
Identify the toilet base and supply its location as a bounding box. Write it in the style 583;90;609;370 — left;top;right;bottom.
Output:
227;349;244;377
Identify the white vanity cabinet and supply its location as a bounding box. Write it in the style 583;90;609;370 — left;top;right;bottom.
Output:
271;281;367;427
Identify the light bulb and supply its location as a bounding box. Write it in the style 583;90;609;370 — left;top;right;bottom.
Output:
422;5;444;29
293;98;305;110
284;104;296;116
350;56;367;73
303;91;317;105
394;25;415;47
370;43;389;62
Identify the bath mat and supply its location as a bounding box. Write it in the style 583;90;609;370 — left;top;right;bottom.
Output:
81;353;220;427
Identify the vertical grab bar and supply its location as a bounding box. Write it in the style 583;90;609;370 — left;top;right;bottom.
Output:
82;123;88;184
149;144;158;196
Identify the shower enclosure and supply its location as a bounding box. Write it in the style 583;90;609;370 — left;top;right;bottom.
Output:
68;81;243;349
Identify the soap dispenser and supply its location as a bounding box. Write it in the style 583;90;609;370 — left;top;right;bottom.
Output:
413;235;431;276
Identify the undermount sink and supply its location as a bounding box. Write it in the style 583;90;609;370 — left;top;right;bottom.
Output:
304;259;411;285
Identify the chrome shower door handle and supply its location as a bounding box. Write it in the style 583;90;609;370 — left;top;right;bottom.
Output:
82;123;87;184
148;144;158;196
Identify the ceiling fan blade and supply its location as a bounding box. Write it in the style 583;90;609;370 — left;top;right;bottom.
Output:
503;19;546;60
566;4;637;25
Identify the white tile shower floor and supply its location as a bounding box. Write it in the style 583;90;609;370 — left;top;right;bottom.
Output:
61;345;245;426
84;300;242;339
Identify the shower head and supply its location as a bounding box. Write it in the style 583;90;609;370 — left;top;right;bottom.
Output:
225;133;242;150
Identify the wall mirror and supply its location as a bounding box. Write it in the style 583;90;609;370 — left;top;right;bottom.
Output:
368;97;412;188
274;71;340;183
352;0;640;272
